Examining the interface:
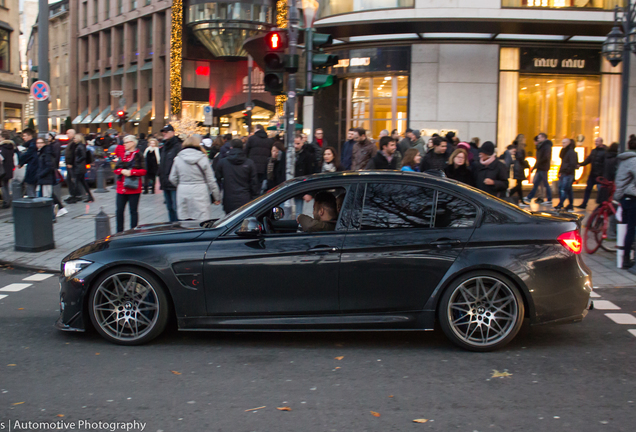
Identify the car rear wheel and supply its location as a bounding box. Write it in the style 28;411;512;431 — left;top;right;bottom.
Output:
439;272;524;352
88;267;169;345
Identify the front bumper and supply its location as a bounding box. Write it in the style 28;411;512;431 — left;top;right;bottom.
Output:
56;272;92;332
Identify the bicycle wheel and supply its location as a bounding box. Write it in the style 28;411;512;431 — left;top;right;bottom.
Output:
584;208;603;254
600;213;618;253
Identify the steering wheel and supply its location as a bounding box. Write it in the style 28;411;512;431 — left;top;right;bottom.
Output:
262;217;273;234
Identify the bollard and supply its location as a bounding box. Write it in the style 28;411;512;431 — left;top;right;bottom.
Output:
616;206;627;268
95;163;109;193
95;206;111;240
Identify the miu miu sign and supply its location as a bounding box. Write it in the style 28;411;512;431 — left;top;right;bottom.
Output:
533;58;586;69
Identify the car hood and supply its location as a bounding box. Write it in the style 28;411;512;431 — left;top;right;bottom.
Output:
62;220;223;262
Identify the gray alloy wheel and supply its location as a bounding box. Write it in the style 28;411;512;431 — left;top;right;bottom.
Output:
88;268;169;345
439;272;525;352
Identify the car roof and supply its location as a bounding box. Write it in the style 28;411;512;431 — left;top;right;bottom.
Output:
284;170;455;186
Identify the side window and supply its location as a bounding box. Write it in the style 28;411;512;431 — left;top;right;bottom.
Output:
435;191;477;228
360;183;435;230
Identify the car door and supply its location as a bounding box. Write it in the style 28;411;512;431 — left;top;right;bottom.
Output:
339;182;478;313
202;184;355;316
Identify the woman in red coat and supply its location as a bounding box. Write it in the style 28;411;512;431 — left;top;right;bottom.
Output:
113;135;147;232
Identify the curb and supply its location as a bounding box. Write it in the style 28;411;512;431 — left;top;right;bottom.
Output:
0;260;61;275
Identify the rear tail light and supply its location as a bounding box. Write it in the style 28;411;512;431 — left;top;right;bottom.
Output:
558;230;582;254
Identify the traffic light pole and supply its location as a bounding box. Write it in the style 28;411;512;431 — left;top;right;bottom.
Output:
285;0;299;185
37;0;49;137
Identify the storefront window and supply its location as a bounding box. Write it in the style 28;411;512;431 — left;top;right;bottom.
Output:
502;0;624;9
318;0;414;19
348;76;408;139
4;106;23;132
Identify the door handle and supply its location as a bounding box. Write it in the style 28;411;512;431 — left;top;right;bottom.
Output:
430;239;462;249
308;246;340;254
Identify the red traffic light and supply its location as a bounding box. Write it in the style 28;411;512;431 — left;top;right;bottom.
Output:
117;110;125;117
266;31;287;51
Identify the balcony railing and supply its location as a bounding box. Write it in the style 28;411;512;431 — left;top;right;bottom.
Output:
502;0;624;10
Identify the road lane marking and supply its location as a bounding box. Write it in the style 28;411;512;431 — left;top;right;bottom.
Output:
605;313;636;325
590;292;601;298
0;295;7;300
592;300;621;310
23;274;54;281
0;283;32;292
629;330;636;337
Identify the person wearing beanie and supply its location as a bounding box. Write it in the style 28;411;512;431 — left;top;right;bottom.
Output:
473;141;508;197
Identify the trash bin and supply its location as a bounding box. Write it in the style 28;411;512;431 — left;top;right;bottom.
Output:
12;198;55;252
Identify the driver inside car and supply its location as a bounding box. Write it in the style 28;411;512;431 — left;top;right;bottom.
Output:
297;191;339;233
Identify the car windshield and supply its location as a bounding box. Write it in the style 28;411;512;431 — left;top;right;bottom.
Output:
210;183;287;228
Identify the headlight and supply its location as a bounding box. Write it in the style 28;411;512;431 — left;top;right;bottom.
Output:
63;260;92;278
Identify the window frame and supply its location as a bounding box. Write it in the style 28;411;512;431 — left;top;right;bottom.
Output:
352;179;482;233
0;28;9;73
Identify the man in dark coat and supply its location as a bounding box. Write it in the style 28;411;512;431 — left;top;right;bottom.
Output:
398;129;414;157
341;129;356;171
158;124;182;222
245;125;273;187
366;136;398;170
309;128;326;173
293;135;316;177
473;141;509;198
212;134;233;173
351;128;377;170
420;137;448;172
0;131;15;208
577;137;607;209
64;129;79;202
525;133;553;206
215;139;260;213
19;128;38;198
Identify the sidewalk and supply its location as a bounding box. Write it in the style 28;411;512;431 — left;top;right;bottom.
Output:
0;191;634;288
0;184;225;271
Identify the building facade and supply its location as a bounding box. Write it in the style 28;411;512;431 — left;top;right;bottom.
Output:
19;0;39;88
313;0;625;183
0;0;29;131
68;0;276;135
26;0;71;132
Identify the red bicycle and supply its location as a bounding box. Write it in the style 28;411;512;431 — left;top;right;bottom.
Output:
583;177;619;254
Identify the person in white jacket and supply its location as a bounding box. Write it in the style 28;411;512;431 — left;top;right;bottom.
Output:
169;136;220;221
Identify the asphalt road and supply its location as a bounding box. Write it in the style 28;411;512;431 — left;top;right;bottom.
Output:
0;266;635;432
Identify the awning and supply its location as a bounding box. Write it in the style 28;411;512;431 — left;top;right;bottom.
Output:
91;72;100;80
101;69;112;78
126;64;138;74
72;109;88;125
140;62;153;71
104;112;116;123
0;21;14;32
80;74;90;82
113;68;124;76
80;108;100;124
92;107;112;124
129;101;152;122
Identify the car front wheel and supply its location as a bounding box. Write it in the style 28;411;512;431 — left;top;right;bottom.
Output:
439;272;524;352
88;267;169;345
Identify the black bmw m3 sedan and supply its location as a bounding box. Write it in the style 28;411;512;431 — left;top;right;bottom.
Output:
56;171;592;351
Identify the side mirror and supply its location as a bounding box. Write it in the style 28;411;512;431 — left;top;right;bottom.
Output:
271;206;285;221
237;217;263;238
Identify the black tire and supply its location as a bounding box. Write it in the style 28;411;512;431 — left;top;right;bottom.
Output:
438;271;525;352
87;266;169;345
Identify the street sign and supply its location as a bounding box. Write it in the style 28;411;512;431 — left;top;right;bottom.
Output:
30;80;50;101
203;106;213;126
110;90;124;97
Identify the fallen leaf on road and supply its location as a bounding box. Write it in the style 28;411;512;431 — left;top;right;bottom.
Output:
370;411;381;417
335;367;341;369
334;356;344;360
7;364;16;367
413;419;428;423
245;406;266;412
56;414;64;417
18;308;24;310
491;370;513;378
95;353;100;355
170;371;182;375
389;395;393;398
276;407;292;411
12;402;24;405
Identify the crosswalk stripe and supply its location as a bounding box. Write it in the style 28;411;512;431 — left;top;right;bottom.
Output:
592;300;621;310
0;283;32;292
629;330;636;338
0;295;7;300
23;274;54;282
590;292;601;298
605;313;636;325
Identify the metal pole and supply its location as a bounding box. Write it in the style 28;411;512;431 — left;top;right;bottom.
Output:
285;0;299;184
37;0;49;137
247;55;253;132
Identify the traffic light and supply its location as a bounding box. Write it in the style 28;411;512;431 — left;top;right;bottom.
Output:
116;110;127;125
305;29;338;94
263;30;288;95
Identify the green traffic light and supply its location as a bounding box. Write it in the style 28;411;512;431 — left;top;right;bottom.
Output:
312;74;334;90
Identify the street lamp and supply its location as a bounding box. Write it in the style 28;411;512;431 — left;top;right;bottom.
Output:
602;2;636;153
